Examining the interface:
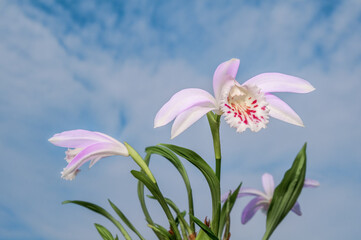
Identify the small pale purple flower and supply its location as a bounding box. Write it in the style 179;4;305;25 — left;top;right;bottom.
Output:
222;173;319;224
49;130;129;180
154;58;315;138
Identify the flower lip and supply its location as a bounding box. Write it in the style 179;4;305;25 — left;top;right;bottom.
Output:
220;83;269;133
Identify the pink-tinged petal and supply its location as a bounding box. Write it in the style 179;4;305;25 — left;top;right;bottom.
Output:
213;58;240;102
262;173;275;197
265;93;304;127
241;197;268;224
171;103;216;139
49;130;115;148
304;179;320;188
291;201;302;216
243;73;315;93
67;142;128;168
62;142;128;180
237;188;269;199
154;88;216;128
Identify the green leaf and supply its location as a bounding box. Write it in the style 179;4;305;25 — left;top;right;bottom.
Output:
137;153;166;240
147;194;191;239
190;215;219;240
146;145;195;233
147;224;173;239
62;200;131;240
161;144;221;235
263;143;308;240
218;182;242;239
94;223;117;240
131;170;182;239
108;200;145;240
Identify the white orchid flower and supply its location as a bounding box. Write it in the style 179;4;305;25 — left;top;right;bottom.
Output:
154;58;315;138
49;130;129;180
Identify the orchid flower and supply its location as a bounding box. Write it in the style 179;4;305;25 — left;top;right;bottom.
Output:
49;130;129;180
222;173;319;224
154;58;315;138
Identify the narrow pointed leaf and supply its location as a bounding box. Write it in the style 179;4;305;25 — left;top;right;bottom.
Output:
131;170;181;239
145;145;195;233
263;143;307;240
137;153;167;240
190;215;219;240
108;200;145;240
218;182;242;238
147;194;192;238
148;224;173;239
161;144;221;235
95;223;117;240
62;200;131;240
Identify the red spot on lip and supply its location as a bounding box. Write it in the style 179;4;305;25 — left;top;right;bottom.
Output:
254;105;258;108
261;106;266;111
252;100;257;105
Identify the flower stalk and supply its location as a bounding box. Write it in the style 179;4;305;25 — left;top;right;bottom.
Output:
125;142;156;183
207;112;222;181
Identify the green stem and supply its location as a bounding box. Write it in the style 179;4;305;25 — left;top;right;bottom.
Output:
207;112;222;237
207;112;222;181
125;142;156;183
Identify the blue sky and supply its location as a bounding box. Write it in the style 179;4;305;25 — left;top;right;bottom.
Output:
0;0;360;239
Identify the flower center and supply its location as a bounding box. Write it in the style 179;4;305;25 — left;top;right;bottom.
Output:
220;84;269;132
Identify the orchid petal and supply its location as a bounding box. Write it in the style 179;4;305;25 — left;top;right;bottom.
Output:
213;58;240;102
49;130;115;148
304;179;320;188
67;142;128;168
62;142;128;180
291;201;302;216
237;188;269;199
241;197;268;224
171;103;216;139
154;88;217;128
265;93;304;127
262;173;275;197
243;73;315;93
